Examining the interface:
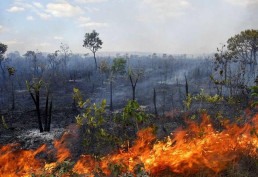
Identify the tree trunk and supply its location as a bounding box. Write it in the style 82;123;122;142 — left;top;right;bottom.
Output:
129;74;137;101
132;86;136;101
44;91;49;131
184;74;189;97
47;100;52;132
35;91;43;132
93;52;97;70
0;64;6;83
11;78;15;110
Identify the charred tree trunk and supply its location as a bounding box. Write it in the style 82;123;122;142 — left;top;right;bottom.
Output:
44;90;52;132
47;100;52;132
28;86;53;132
30;90;43;132
184;74;189;97
11;77;15;110
132;86;136;101
129;75;138;101
44;91;49;131
11;86;15;110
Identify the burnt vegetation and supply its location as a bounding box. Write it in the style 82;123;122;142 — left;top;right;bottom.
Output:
0;29;258;176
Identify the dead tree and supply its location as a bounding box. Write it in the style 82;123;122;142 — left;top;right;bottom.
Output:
26;79;53;132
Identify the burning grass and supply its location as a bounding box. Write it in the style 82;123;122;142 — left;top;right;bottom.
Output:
0;114;257;176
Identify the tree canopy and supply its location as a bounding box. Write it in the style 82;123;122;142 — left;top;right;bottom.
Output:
112;57;127;75
0;43;8;79
0;43;7;61
83;30;103;69
212;29;258;96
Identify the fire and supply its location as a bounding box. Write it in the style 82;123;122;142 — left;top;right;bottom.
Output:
53;132;71;162
0;114;257;176
74;114;258;176
0;143;46;176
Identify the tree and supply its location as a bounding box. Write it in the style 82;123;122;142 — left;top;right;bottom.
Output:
47;50;61;76
7;67;16;109
0;43;8;80
128;68;144;101
212;44;233;96
24;50;43;77
109;58;127;111
83;30;103;70
59;43;72;73
98;58;127;111
212;29;258;96
227;29;258;77
111;57;127;75
26;79;52;132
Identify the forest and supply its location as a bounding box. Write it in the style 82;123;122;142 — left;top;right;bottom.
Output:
0;29;258;177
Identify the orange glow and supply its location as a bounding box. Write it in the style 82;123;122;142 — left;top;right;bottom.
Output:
0;114;257;176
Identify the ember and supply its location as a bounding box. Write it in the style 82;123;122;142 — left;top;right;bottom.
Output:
0;114;257;176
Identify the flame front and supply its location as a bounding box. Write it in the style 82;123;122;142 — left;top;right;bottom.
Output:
0;114;257;176
0;144;46;176
74;114;258;176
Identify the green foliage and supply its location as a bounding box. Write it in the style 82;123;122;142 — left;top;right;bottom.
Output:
99;60;110;75
73;88;113;151
121;100;148;131
226;96;240;105
250;86;258;107
51;160;77;176
183;89;223;110
133;163;150;177
210;75;226;85
73;87;85;109
7;67;15;76
32;160;80;177
0;42;8;61
26;78;52;132
112;57;127;75
83;30;103;69
75;98;106;128
26;79;44;92
251;86;258;97
83;30;103;52
194;89;223;103
212;29;258;95
183;94;193;110
1;116;8;129
108;163;126;177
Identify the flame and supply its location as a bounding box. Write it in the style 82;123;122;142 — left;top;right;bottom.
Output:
0;114;257;176
73;114;258;176
0;131;72;176
0;144;46;176
53;132;71;162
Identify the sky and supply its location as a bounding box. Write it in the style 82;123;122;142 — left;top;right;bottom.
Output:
0;0;258;55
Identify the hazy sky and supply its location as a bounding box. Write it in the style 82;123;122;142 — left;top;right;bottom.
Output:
0;0;258;55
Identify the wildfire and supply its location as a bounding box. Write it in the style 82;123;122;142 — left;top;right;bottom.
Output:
74;114;258;176
0;114;257;176
0;143;46;176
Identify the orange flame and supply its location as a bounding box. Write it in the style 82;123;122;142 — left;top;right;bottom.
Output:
0;144;46;176
53;132;71;162
74;114;258;176
0;114;257;176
